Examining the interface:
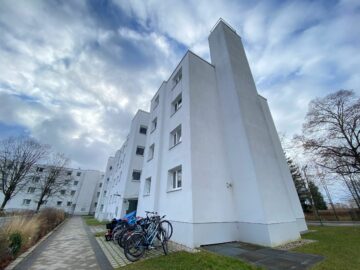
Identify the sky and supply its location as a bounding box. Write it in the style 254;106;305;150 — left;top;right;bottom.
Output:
0;0;359;173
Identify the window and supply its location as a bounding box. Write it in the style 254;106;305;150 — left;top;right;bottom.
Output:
36;167;44;172
71;190;76;196
100;204;104;212
151;117;157;132
27;187;35;193
152;95;160;111
171;93;182;115
109;166;113;170
60;190;66;195
139;126;147;135
136;146;145;156
94;202;98;207
132;170;141;181
148;144;155;161
168;166;182;190
76;172;81;177
144;177;151;195
67;171;72;176
32;176;40;183
81;207;86;211
23;199;31;205
170;125;182;148
97;192;100;198
107;177;109;181
173;68;182;87
74;181;79;186
57;201;62;206
99;183;102;188
67;201;72;206
104;190;107;195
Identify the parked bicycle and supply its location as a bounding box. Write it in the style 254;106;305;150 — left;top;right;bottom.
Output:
122;212;173;262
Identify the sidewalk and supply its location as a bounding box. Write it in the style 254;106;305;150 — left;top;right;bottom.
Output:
14;217;102;270
307;221;360;226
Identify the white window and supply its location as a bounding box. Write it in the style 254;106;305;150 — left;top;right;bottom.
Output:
170;125;182;148
71;190;76;196
173;68;182;87
60;190;66;195
136;146;145;156
144;177;151;195
27;187;35;193
67;171;72;176
36;167;44;172
148;144;155;161
139;126;147;134
151;117;157;132
23;199;31;205
132;170;141;181
97;192;100;198
57;201;62;206
67;201;72;206
76;172;81;176
32;176;40;183
168;166;182;190
74;181;79;186
171;93;182;115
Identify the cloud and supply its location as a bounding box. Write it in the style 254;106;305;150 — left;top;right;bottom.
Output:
0;0;359;174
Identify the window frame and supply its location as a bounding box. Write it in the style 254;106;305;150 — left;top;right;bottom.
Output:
171;93;182;116
168;166;182;191
169;125;182;149
151;117;157;133
139;125;148;135
148;144;155;161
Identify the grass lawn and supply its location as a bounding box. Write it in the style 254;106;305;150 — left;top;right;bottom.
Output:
120;251;261;270
82;216;108;226
294;225;360;270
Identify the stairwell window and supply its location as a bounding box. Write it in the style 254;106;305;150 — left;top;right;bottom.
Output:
151;117;157;133
144;177;151;195
171;93;182;115
168;166;182;191
170;125;182;148
148;144;155;161
172;68;182;88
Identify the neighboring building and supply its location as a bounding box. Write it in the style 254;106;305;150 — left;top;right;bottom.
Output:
96;19;307;248
95;110;149;221
2;167;104;215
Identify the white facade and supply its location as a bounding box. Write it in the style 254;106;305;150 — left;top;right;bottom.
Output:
97;20;307;248
95;110;150;221
2;167;104;215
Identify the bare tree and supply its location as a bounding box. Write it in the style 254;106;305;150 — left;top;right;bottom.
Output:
0;137;49;211
341;174;360;209
33;153;71;212
299;90;360;175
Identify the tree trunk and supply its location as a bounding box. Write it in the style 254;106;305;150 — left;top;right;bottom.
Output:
0;194;11;211
36;195;45;212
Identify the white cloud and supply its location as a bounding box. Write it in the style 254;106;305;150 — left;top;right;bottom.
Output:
0;0;359;173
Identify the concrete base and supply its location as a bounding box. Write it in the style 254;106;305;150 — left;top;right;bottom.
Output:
170;220;301;248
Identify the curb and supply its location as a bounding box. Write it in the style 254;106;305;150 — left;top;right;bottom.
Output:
5;219;67;270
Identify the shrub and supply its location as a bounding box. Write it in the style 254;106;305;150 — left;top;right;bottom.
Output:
37;208;65;237
9;232;22;256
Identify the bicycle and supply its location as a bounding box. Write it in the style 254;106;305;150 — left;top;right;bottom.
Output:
123;214;169;262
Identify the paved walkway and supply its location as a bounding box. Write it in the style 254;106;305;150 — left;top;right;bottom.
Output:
307;221;360;226
15;217;103;270
203;242;323;270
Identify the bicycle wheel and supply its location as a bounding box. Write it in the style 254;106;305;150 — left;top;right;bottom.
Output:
160;220;173;240
159;229;168;255
124;233;145;261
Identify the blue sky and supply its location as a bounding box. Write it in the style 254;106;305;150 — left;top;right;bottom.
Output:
0;0;359;181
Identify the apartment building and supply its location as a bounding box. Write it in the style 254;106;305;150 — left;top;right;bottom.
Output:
3;167;104;215
96;20;307;248
95;110;150;221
